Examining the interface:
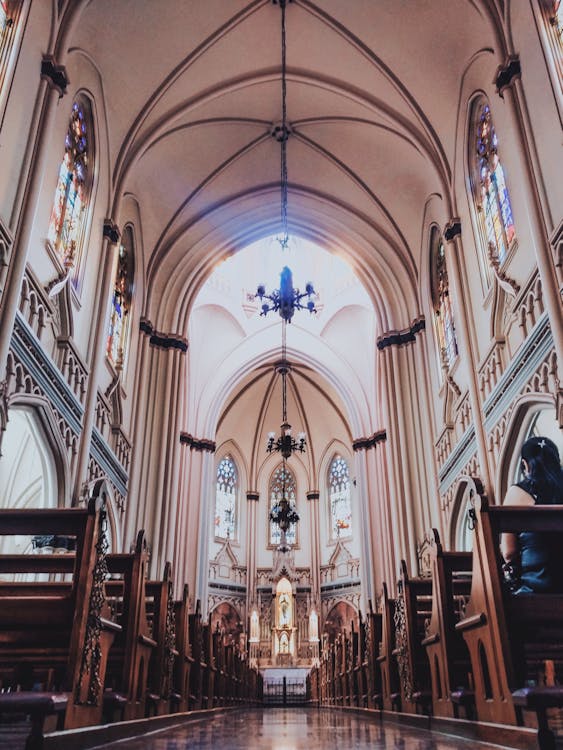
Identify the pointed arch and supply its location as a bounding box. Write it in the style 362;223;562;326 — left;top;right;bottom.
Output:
468;97;517;285
429;225;458;372
269;462;297;547
107;223;135;371
327;453;352;542
47;95;95;289
214;453;239;541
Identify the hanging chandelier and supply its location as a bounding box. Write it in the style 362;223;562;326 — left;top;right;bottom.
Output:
267;321;306;458
269;458;299;543
255;1;317;323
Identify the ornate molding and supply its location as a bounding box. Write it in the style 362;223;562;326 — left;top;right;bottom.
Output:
140;318;188;353
306;491;320;501
495;55;521;98
377;318;425;350
246;491;260;502
179;432;215;452
103;220;121;244
352;429;387;452
444;219;461;241
40;55;69;97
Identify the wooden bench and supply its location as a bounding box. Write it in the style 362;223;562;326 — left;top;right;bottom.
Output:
172;584;192;711
144;561;179;716
188;600;204;709
376;582;401;711
456;480;563;745
0;483;119;733
393;560;432;717
365;603;383;710
421;529;474;718
103;531;156;721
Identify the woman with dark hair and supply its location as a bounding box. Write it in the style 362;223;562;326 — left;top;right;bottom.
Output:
501;436;563;594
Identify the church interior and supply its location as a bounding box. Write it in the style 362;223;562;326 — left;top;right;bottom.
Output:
0;1;562;748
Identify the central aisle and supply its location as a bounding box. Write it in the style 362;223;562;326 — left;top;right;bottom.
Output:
94;708;519;749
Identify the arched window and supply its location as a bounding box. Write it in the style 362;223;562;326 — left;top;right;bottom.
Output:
269;464;297;546
0;1;23;99
471;100;516;276
214;455;237;540
329;455;352;540
430;227;458;370
47;98;94;285
107;225;135;369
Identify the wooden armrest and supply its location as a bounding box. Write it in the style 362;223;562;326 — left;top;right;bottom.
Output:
139;634;157;648
421;633;439;646
512;687;563;709
100;616;122;634
0;692;68;714
455;612;486;631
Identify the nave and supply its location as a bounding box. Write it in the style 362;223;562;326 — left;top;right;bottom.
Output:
92;708;513;750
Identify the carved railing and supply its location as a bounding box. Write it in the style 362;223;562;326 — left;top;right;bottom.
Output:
18;269;53;342
515;273;544;343
435;426;453;469
455;392;471;434
95;390;131;474
478;340;506;401
56;337;88;404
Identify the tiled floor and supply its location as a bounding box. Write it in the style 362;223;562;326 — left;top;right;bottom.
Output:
93;708;521;749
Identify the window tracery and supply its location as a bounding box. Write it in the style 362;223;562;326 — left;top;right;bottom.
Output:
430;228;458;370
47;99;93;284
215;456;237;540
472;101;516;277
270;464;296;546
329;455;351;540
107;225;135;370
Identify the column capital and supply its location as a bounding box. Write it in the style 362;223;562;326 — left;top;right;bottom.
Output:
376;318;425;351
306;490;320;501
103;219;121;244
246;491;260;502
494;55;521;98
41;55;69;97
352;430;387;452
140;318;188;353
444;219;462;241
179;432;215;452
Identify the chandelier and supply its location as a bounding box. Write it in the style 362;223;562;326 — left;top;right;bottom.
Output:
269;458;299;545
267;322;306;459
256;266;316;323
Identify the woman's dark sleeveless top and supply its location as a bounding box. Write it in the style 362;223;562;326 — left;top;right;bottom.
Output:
516;478;562;593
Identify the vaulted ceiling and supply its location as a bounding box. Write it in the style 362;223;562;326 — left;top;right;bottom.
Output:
74;0;498;332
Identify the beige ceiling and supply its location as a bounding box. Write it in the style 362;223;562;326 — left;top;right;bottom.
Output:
74;0;498;334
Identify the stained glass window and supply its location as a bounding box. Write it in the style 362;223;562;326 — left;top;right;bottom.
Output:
430;228;458;370
107;226;134;369
474;102;516;269
215;456;237;540
47;100;92;282
270;464;297;546
329;455;352;539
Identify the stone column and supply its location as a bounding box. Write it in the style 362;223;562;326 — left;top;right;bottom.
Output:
306;490;321;604
246;490;259;617
443;220;493;496
495;58;563;367
72;220;120;503
0;58;68;380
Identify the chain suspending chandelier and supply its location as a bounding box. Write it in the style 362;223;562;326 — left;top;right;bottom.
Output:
255;0;317;323
267;321;306;458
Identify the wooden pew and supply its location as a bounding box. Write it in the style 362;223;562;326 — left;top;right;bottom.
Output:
0;483;120;732
456;481;563;745
172;584;192;711
365;603;383;710
393;560;432;716
376;582;401;711
188;601;204;709
421;529;474;719
103;531;156;721
145;562;178;716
